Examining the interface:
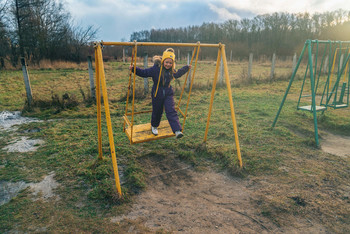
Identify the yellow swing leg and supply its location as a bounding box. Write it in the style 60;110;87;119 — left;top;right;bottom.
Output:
95;47;103;160
222;45;242;168
95;43;122;197
204;44;243;168
204;45;222;141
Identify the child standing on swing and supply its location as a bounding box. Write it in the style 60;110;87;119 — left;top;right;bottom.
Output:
129;48;191;138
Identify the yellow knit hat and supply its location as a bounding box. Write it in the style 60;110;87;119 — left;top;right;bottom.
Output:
161;48;175;64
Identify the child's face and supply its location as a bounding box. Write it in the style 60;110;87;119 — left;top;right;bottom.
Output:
163;58;173;70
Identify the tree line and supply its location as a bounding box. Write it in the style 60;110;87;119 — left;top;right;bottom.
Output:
130;10;350;59
0;0;97;67
1;3;349;67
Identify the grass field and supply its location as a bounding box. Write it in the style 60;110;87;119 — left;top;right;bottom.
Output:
0;59;349;232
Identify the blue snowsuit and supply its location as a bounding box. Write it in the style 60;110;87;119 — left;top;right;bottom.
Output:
134;64;190;133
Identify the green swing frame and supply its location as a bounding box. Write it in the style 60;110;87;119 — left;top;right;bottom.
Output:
272;39;350;147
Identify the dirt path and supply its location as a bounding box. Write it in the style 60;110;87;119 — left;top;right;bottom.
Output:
112;154;326;233
113;154;270;233
321;131;350;157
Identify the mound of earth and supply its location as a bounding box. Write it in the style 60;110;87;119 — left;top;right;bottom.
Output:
112;154;326;233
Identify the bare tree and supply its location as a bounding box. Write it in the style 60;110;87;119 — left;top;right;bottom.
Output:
69;24;98;62
0;0;9;68
6;0;97;64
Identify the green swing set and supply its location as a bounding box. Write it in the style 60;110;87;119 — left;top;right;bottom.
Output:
272;39;350;147
320;45;350;109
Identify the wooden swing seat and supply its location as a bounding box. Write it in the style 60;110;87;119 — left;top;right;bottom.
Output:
124;120;175;144
328;103;348;109
297;105;327;112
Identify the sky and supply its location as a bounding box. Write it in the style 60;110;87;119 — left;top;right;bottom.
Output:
65;0;350;42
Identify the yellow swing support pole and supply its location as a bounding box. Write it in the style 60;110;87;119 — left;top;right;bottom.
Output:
95;46;103;160
329;48;338;90
131;43;138;142
123;46;136;134
204;44;242;168
204;44;222;142
95;43;122;196
222;45;242;168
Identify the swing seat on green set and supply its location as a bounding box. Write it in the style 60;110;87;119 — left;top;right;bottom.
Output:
297;105;327;112
328;82;349;109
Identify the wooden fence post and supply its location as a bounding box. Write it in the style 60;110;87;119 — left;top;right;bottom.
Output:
270;53;276;81
219;57;224;85
143;53;149;94
186;51;191;91
123;48;126;63
248;53;253;80
340;54;344;68
230;50;233;62
0;58;4;69
310;54;314;77
324;55;329;74
292;53;297;73
21;58;33;106
87;56;96;100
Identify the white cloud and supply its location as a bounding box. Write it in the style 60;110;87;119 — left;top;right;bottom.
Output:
66;0;151;19
216;0;350;15
208;3;241;20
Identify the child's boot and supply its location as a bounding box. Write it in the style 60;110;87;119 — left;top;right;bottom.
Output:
151;126;158;135
175;131;183;139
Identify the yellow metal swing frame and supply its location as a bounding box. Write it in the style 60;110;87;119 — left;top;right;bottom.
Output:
94;41;242;197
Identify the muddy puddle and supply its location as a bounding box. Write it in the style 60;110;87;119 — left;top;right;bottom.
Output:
0;111;54;206
0;111;42;131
